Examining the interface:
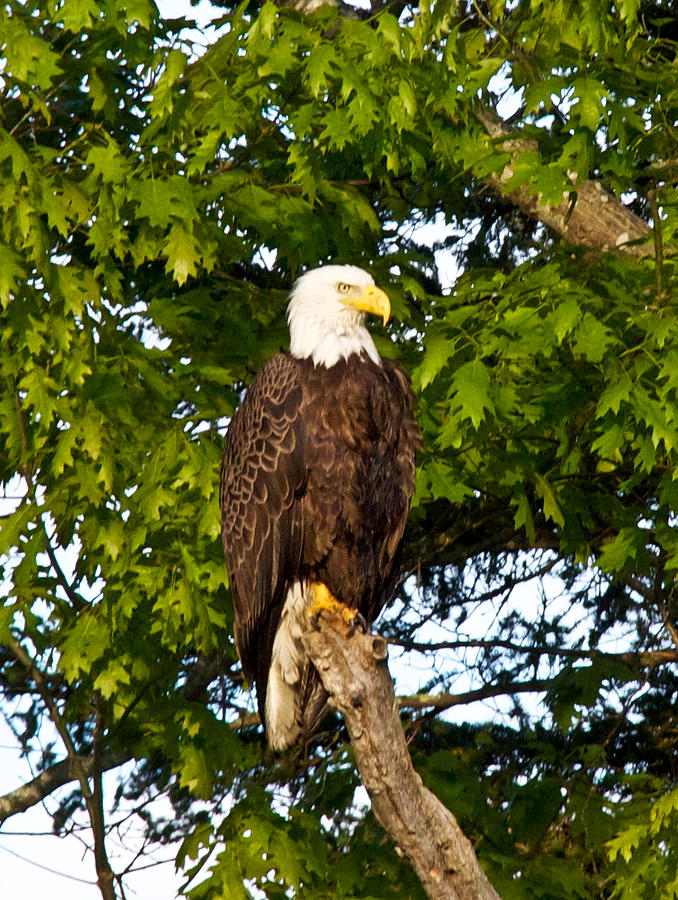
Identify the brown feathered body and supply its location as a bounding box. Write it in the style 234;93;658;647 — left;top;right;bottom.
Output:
220;351;419;747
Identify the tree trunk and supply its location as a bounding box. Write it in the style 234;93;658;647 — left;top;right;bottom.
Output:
302;624;502;900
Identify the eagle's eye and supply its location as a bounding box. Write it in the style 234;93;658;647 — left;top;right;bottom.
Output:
337;282;351;294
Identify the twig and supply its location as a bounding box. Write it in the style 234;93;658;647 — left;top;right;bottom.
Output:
656;599;678;654
392;637;677;669
0;840;96;885
12;384;32;478
649;188;665;303
91;693;116;900
42;520;87;612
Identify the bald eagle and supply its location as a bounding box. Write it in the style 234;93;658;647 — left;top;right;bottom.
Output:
220;265;421;750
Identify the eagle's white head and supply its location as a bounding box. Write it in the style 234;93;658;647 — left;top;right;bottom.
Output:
287;264;390;368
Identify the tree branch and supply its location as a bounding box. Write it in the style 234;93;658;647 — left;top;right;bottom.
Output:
0;751;131;825
303;623;502;900
393;637;678;669
42;520;87;612
91;694;116;900
475;109;656;258
396;678;559;715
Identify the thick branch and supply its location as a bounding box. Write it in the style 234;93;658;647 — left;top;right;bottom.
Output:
303;624;501;900
476;110;655;258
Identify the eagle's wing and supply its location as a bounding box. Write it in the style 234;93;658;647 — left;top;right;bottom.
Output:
382;358;422;544
219;354;307;694
366;357;422;615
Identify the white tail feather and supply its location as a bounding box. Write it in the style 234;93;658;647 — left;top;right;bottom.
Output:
265;582;308;751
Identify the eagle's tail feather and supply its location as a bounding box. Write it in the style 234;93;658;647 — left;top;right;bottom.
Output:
265;659;303;751
264;581;337;751
264;582;306;751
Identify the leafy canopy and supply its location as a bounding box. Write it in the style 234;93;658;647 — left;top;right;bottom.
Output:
1;0;678;897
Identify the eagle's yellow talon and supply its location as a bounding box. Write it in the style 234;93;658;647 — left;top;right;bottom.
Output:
308;582;336;616
308;583;361;634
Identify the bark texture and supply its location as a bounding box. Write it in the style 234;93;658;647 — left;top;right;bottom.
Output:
303;624;502;900
477;110;655;258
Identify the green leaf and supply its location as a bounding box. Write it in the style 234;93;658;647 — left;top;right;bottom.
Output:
94;659;132;699
86;136;131;183
598;527;643;573
133;176;198;229
18;368;59;424
535;474;565;528
607;824;648;863
56;0;101;31
377;12;402;53
448;359;495;429
305;43;336;97
572;313;616;362
0;244;25;307
596;372;634;417
413;334;452;390
0;14;62;88
164;223;200;285
425;459;473;504
0;505;35;556
512;490;537;544
177;745;213;798
591;423;625;462
572;77;609;131
552;296;583;343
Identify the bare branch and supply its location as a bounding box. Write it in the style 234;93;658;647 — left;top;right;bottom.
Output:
91;694;116;900
397;678;558;714
393;637;678;669
648;157;678;183
649;189;665;301
656;599;678;654
303;623;502;900
0;752;130;824
12;383;33;478
42;521;87;612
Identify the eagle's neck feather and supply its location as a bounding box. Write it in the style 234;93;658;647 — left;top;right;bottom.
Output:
289;309;381;367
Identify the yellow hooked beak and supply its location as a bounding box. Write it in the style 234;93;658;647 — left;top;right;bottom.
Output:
344;284;391;325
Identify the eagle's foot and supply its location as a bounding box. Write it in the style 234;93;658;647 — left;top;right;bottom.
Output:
308;583;364;636
347;609;368;637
